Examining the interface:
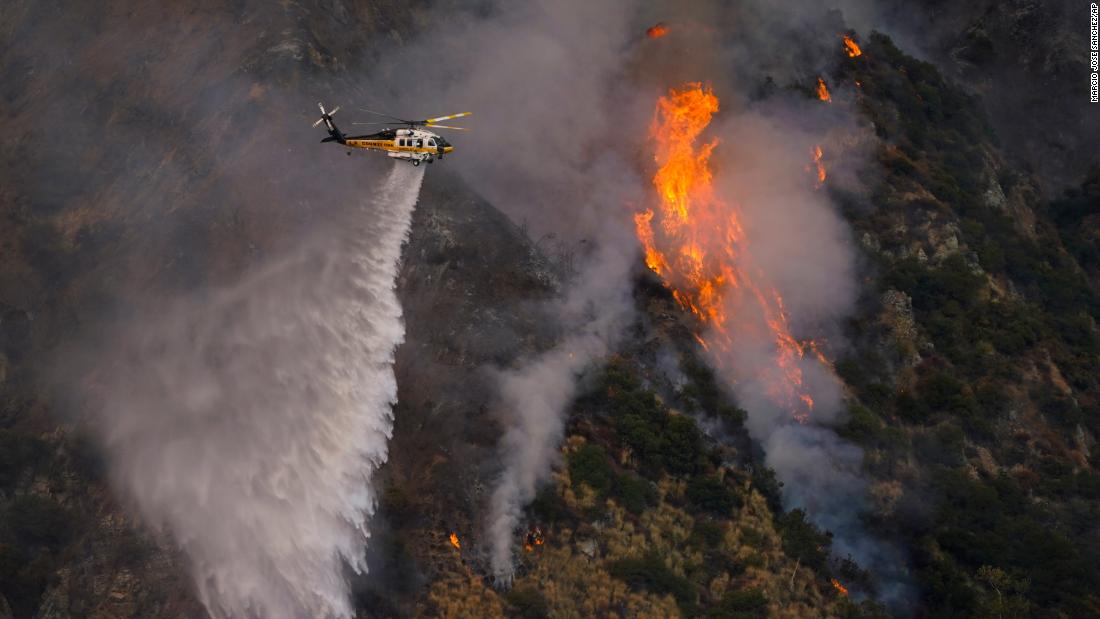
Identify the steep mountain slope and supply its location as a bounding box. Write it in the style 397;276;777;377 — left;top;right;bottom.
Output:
871;0;1097;192
824;31;1100;617
2;2;1098;618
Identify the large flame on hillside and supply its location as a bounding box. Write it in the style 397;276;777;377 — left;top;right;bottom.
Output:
634;83;826;422
816;77;831;102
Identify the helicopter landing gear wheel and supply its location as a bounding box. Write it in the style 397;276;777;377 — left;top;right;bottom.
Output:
412;159;420;167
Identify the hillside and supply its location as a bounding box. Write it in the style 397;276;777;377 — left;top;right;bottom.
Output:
2;2;1099;618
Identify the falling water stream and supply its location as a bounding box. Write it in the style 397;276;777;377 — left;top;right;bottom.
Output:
90;163;424;618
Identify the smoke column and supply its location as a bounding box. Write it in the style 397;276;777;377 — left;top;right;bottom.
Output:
83;163;423;618
487;240;637;584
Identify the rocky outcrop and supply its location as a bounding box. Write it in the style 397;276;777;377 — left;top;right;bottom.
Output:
879;289;924;371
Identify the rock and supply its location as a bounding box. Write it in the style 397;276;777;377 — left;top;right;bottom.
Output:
1075;424;1092;461
964;251;984;275
578;538;598;558
860;232;881;254
973;445;999;475
880;289;923;368
928;222;961;262
0;594;12;619
983;180;1008;210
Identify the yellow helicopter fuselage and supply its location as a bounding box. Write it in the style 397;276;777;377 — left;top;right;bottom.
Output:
345;129;454;163
314;104;468;166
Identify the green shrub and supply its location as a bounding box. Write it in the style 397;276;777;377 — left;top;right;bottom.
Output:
691;520;724;548
686;475;738;516
706;587;768;619
0;431;48;489
568;444;613;494
612;474;657;515
751;467;784;513
6;495;72;549
593;362;704;477
918;371;977;418
608;551;696;614
842;403;882;442
662;415;703;475
777;509;830;572
530;484;569;524
505;586;549;619
894;390;929;423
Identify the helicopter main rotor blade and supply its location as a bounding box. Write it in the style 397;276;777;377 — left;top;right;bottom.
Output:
351;121;397;126
424;112;472;124
425;124;470;131
328;106;340;115
359;107;412;124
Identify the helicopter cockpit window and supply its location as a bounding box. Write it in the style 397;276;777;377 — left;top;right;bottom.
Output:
427;139;436;147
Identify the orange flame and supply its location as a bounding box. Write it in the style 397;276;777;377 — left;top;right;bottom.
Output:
634;83;824;423
646;22;669;38
523;527;544;552
816;77;831;102
449;532;461;549
842;35;862;58
831;578;849;596
811;146;826;187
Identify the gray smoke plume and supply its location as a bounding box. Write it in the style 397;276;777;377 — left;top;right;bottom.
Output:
80;163;424;618
487;239;636;583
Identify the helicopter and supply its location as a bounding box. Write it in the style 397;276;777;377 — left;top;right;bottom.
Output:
312;103;471;166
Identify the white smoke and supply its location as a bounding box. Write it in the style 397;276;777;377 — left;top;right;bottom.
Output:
83;163;424;618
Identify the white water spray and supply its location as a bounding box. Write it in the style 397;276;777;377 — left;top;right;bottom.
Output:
86;163;424;618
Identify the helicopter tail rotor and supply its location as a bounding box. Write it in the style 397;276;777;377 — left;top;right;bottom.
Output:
312;102;340;127
313;102;346;144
